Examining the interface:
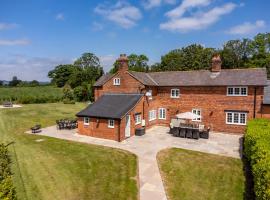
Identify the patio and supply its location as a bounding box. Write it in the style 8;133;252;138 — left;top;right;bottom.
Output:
27;125;243;200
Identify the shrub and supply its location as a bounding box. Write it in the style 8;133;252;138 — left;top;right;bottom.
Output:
244;119;270;200
0;144;16;200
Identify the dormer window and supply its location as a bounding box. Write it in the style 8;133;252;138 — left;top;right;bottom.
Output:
227;87;248;96
113;78;120;85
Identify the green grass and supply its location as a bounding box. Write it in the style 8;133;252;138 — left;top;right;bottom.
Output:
0;103;138;200
0;86;63;103
157;148;245;200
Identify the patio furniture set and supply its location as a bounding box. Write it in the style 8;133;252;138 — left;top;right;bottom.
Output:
31;124;41;133
56;119;78;130
169;112;210;140
2;101;13;108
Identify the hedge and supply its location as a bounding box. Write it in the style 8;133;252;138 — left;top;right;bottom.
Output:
244;119;270;200
0;143;16;200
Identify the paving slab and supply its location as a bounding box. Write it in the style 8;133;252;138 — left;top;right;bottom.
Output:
26;125;242;200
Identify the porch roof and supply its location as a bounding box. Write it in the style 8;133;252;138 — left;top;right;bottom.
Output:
76;93;143;119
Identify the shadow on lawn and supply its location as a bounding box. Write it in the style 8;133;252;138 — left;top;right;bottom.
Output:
239;137;255;200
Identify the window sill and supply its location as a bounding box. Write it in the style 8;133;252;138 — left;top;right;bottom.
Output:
226;123;246;126
108;126;114;128
135;122;141;125
149;119;156;122
170;96;180;99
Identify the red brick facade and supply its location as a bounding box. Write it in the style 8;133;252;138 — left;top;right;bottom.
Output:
77;55;266;141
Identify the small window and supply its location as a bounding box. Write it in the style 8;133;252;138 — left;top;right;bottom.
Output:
84;117;90;125
192;109;201;122
149;110;157;121
113;78;120;85
171;89;180;98
108;119;114;128
227;87;248;96
135;114;142;125
158;108;166;120
226;112;247;125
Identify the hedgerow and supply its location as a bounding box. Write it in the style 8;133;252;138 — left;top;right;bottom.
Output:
0;144;16;200
244;119;270;200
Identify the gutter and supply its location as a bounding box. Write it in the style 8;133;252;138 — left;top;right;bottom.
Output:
253;87;257;118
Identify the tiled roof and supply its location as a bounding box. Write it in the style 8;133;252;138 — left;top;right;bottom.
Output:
94;68;267;87
94;73;114;86
76;94;143;119
264;80;270;104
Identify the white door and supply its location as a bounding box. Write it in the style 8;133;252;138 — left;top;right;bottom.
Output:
125;115;131;137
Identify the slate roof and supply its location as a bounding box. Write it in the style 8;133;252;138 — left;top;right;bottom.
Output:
94;73;114;86
76;94;143;119
263;80;270;104
94;68;267;87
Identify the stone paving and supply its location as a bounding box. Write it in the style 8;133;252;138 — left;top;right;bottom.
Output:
27;126;243;200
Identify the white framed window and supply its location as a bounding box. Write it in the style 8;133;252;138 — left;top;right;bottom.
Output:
135;114;142;125
108;119;114;128
113;78;120;85
84;117;90;125
227;87;248;96
158;108;166;120
147;90;153;100
149;110;157;121
226;112;247;125
192;109;201;122
171;89;180;98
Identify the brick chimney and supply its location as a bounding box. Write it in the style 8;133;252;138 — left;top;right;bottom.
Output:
117;54;128;72
211;54;222;72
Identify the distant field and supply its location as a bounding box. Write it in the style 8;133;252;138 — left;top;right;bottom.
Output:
0;86;63;104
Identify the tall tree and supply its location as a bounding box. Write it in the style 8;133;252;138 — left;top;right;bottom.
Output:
156;44;214;72
9;76;22;87
48;64;77;87
109;54;149;73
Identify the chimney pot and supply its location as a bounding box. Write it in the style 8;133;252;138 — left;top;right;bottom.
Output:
211;54;222;72
117;53;128;72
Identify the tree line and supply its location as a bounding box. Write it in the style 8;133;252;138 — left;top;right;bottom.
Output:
48;32;270;102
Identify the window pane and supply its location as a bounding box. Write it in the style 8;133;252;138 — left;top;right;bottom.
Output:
233;113;239;123
240;113;246;124
228;87;233;95
227;113;232;123
234;88;240;95
241;87;247;95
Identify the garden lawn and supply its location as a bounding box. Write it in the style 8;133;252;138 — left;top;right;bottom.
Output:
157;148;244;200
0;103;138;200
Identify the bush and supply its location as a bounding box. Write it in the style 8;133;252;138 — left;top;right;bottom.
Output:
0;144;16;200
244;119;270;200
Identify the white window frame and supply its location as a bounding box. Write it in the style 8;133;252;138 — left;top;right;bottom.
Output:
171;89;180;98
135;114;142;125
149;110;157;121
108;119;115;128
226;112;247;125
84;117;90;125
227;87;248;96
113;78;120;86
192;109;201;122
158;108;166;120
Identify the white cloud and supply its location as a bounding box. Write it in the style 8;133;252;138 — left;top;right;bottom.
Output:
0;39;31;46
160;2;237;33
142;0;176;9
226;20;266;35
0;55;73;81
0;23;18;30
99;54;117;72
165;0;211;18
92;21;103;31
94;1;142;29
56;13;65;20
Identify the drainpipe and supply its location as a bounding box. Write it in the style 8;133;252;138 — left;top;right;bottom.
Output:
118;120;121;142
253;87;257;118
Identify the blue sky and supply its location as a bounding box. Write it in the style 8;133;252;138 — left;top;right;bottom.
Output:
0;0;269;81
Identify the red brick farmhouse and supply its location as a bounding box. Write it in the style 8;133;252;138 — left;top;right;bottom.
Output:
77;54;270;141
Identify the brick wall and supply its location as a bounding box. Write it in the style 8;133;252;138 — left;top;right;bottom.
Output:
94;71;145;100
144;86;264;133
77;117;120;141
77;97;145;141
261;104;270;118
